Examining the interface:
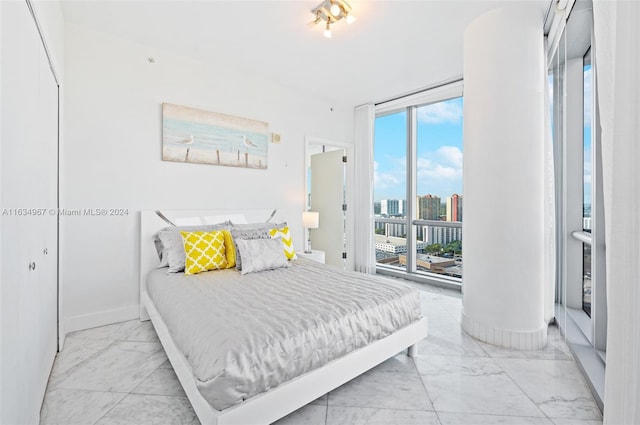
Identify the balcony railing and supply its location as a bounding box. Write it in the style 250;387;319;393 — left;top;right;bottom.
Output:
375;217;462;228
374;216;463;285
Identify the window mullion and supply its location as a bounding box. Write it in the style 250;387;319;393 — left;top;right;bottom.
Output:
406;106;417;274
592;62;607;352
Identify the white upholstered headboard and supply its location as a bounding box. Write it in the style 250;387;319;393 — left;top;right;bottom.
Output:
139;209;287;320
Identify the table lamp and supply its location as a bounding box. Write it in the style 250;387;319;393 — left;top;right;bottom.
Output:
302;211;319;253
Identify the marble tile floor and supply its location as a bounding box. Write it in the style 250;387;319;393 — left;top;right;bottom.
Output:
41;285;602;425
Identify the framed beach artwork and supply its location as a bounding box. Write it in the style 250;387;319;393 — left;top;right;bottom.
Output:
162;103;269;169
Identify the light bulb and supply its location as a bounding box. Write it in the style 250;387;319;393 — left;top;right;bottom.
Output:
324;20;332;38
346;14;356;24
330;3;341;17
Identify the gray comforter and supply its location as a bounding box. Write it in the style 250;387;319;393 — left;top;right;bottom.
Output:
146;259;421;411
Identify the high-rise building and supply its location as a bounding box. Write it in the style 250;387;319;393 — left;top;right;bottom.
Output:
380;199;405;216
417;195;441;220
374;219;385;234
385;222;407;238
422;225;463;246
446;194;463;222
374;219;407;238
373;202;381;215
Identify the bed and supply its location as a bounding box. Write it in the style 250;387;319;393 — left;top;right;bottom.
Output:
139;209;428;425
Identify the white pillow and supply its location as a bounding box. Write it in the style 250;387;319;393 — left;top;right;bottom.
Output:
236;238;290;275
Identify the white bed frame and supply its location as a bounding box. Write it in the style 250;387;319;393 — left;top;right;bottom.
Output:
140;209;428;425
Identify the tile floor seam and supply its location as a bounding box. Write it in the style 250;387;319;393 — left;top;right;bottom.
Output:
328;405;437;414
86;351;169;425
420;353;494;359
56;328;165;425
129;393;193;400
48;387;131;395
326;401;436;412
411;355;440;416
88;391;129;425
497;358;555;421
435;409;557;419
117;321;147;341
118;323;158;344
432;409;444;425
496;355;602;418
323;399;329;425
433;408;552;420
473;335;494;358
50;345;164;394
128;356;170;395
51;339;117;380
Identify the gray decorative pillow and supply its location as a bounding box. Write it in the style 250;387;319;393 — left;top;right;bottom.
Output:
230;221;286;230
236;238;290;275
156;223;229;273
230;228;271;271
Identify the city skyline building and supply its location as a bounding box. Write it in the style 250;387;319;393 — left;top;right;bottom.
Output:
374;235;428;254
384;222;407;238
417;194;441;220
422;225;463;246
380;199;406;216
375;193;462;248
446;194;463;222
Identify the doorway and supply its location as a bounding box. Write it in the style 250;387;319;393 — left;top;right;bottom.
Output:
304;137;353;269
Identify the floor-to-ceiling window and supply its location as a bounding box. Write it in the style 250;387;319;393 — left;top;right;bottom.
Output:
373;83;463;288
373;111;407;270
550;0;606;407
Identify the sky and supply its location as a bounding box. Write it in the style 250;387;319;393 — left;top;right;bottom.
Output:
583;64;592;209
375;67;592;207
548;64;592;210
374;97;463;201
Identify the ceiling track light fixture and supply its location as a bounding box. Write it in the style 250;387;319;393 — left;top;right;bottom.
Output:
310;0;356;37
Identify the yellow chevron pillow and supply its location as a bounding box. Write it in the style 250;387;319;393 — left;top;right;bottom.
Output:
269;226;297;260
221;230;236;269
181;231;227;275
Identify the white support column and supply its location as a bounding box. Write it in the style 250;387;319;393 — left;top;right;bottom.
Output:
461;6;547;350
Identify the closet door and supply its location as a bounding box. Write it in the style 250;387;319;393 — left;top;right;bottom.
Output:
0;1;59;423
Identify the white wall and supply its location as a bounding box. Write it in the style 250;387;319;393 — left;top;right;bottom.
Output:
61;23;354;334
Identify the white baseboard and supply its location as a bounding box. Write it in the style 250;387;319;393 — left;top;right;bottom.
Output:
462;311;548;350
61;305;140;339
58;322;67;351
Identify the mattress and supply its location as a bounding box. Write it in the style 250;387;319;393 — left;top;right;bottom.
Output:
146;259;421;411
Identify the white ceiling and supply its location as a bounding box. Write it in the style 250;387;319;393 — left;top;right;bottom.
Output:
61;0;549;106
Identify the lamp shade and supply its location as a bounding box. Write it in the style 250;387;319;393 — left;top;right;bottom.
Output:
302;211;320;229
